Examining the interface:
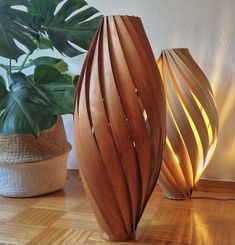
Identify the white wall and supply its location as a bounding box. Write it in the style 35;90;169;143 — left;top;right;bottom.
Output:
79;0;235;181
1;0;235;181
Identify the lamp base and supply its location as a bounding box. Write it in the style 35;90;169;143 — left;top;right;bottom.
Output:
100;231;135;242
165;195;188;200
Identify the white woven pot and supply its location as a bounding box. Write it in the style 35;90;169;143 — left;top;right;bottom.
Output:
0;152;69;197
0;117;71;197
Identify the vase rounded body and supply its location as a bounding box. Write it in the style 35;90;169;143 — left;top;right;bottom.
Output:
74;16;166;241
0;116;71;197
157;49;219;199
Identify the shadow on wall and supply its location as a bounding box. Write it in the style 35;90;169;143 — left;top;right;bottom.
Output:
203;76;235;181
202;3;235;181
73;0;235;180
162;0;235;181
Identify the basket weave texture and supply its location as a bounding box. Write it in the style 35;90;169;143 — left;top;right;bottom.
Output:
0;153;69;197
0;116;71;164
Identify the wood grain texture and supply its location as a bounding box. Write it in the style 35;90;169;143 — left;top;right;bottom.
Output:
0;170;235;245
74;15;166;241
157;49;219;199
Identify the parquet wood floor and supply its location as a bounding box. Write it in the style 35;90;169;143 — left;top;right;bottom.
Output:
0;170;234;245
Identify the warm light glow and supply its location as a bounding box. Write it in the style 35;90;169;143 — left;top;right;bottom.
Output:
204;138;218;169
157;49;219;199
166;137;180;164
166;99;192;164
191;91;214;145
195;161;204;184
177;94;204;173
218;86;235;129
189;90;218;183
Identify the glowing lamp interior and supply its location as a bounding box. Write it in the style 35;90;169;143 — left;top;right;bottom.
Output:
157;48;219;199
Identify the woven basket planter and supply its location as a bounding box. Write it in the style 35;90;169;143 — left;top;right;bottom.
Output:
0;117;71;197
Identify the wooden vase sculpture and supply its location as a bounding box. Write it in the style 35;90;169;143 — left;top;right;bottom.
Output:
157;49;219;199
74;16;166;241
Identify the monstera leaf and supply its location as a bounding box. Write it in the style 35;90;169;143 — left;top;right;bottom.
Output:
0;65;75;136
29;0;103;56
0;0;39;59
0;73;56;136
30;57;68;73
0;75;8;109
0;56;68;73
0;0;102;136
33;64;75;114
0;0;102;59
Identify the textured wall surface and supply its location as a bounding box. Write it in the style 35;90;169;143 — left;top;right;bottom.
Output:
0;0;234;181
83;0;235;181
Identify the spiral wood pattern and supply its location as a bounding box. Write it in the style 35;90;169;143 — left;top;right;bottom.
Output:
157;49;219;199
74;15;166;241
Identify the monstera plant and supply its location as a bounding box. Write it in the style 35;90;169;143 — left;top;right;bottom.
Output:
0;0;102;198
0;0;103;136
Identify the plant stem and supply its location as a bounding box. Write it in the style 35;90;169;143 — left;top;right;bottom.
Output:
5;59;11;89
19;51;31;72
9;59;12;74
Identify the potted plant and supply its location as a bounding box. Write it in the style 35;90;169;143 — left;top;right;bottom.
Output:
0;0;102;197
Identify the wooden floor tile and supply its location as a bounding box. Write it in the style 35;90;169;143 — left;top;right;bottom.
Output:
0;170;234;245
27;227;92;245
9;208;64;226
51;212;98;230
0;223;44;245
0;205;26;222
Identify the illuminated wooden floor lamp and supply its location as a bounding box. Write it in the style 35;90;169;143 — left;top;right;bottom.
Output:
74;16;166;241
157;49;219;199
